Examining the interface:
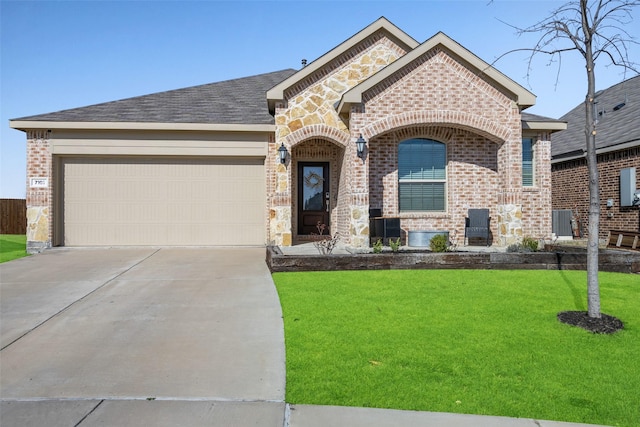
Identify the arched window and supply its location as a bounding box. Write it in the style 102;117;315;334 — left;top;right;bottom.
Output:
398;138;446;211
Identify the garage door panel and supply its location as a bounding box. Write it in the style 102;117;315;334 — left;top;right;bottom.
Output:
63;157;265;246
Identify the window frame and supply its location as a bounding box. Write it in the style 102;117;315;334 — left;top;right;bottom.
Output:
397;138;447;212
522;137;535;187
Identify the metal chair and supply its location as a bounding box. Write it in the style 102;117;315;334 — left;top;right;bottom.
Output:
465;209;490;246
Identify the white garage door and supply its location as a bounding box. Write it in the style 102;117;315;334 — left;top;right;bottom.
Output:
62;157;265;246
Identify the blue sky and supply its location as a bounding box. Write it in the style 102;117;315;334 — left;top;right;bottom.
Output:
2;0;639;198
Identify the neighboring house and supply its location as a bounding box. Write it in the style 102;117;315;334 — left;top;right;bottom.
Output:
11;17;565;254
551;75;640;238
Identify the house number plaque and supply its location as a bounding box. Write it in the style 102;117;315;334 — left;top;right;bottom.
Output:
30;177;48;188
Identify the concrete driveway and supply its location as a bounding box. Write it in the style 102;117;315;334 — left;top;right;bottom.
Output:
1;248;611;427
0;247;285;425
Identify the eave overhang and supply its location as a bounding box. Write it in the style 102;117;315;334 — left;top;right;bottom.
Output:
552;138;640;164
9;120;275;133
522;119;567;133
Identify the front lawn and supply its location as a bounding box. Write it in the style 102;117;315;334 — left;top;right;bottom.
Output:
274;270;639;427
0;234;28;263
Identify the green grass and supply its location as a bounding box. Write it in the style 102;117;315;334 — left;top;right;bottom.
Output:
0;234;28;263
274;270;640;427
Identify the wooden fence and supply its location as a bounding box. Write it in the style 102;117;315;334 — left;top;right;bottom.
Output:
0;199;26;234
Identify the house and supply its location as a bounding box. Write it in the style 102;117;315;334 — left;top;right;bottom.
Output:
10;17;565;254
551;75;640;239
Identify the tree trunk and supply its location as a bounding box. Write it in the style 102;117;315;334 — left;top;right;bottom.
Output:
582;0;601;319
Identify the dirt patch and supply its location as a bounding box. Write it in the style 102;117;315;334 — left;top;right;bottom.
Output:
557;311;624;334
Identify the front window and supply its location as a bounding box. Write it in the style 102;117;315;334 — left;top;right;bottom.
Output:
398;138;446;211
522;138;534;187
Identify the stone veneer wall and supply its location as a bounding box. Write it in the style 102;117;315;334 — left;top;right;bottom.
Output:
269;32;409;246
25;130;53;253
268;41;553;248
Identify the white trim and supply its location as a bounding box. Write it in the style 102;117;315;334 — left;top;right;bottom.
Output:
9;120;275;133
338;32;537;114
522;120;567;132
266;17;419;113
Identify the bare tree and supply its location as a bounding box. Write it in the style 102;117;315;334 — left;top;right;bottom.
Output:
499;0;639;322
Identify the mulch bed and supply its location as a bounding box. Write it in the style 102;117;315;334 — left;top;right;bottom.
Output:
557;311;624;334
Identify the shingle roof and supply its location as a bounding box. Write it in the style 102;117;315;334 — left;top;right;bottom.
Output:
14;69;297;125
521;112;562;123
14;65;567;134
551;75;640;159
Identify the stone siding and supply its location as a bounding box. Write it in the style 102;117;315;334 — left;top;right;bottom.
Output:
26;130;53;253
270;38;551;248
269;31;409;246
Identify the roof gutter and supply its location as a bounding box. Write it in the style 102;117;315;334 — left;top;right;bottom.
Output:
9;121;276;133
551;139;640;164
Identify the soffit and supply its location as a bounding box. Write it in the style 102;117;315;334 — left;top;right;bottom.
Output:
521;112;567;133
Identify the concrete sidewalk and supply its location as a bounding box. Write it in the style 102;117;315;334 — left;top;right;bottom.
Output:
0;248;610;427
0;400;611;426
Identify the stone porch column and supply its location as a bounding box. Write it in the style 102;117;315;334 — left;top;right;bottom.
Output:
497;197;523;246
26;130;53;253
269;141;293;246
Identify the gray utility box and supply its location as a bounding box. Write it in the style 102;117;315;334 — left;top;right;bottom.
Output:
620;167;636;207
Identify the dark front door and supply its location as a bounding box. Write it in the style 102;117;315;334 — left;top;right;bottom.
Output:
298;162;330;235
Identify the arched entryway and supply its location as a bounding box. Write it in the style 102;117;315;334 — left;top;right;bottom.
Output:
291;138;345;243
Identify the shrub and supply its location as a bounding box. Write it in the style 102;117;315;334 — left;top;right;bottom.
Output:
389;238;401;252
430;234;448;252
507;237;540;253
372;239;383;254
521;236;539;252
313;232;340;255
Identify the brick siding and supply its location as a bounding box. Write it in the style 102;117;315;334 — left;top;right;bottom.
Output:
552;147;640;237
368;126;500;242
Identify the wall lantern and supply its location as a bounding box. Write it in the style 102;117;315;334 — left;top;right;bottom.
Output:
355;134;367;159
278;143;288;164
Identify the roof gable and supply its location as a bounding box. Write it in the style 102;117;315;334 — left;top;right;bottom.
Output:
266;17;419;114
337;32;536;114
